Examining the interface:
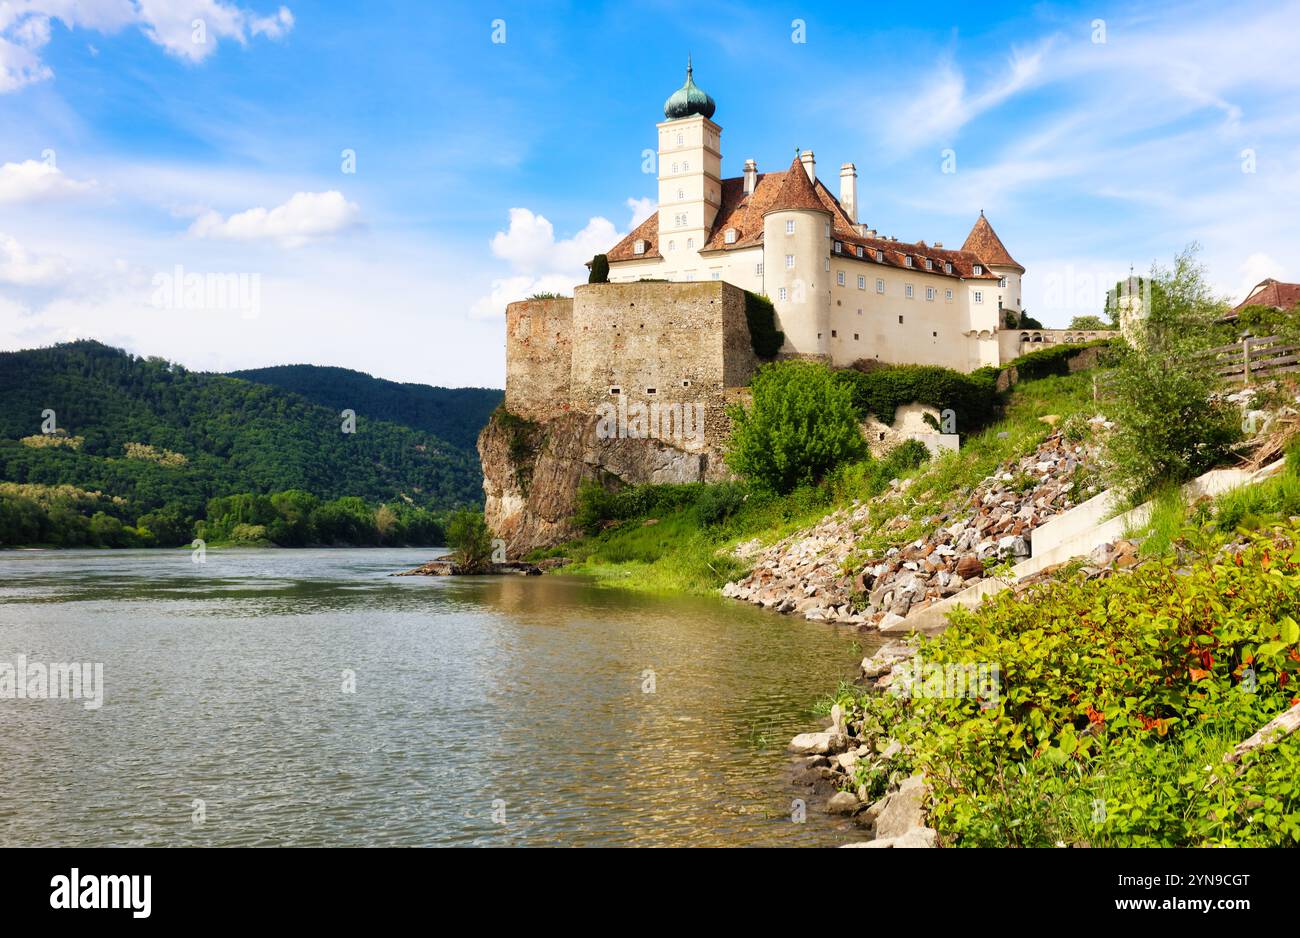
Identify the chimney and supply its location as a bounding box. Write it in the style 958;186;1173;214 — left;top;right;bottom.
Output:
743;159;757;195
800;149;816;183
839;163;858;224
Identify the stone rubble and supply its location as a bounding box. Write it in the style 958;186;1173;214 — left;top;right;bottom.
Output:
723;431;1101;630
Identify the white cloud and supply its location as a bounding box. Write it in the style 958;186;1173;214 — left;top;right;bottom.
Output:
472;204;642;318
0;233;70;286
1228;253;1287;305
626;196;655;228
0;1;294;91
0;160;96;203
188;191;361;247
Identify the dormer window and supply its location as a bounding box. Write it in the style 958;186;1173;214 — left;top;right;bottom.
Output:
973;264;983;275
904;255;913;267
633;239;647;255
924;258;933;271
834;241;843;253
876;250;884;262
724;228;737;244
855;245;863;258
785;220;795;234
944;262;952;274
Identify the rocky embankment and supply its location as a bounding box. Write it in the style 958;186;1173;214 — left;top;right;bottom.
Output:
478;410;729;558
724;429;1102;629
793;535;1143;846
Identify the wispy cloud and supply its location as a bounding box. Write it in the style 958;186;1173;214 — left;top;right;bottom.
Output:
0;1;294;92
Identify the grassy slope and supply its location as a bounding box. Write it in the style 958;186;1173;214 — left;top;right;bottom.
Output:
538;370;1101;595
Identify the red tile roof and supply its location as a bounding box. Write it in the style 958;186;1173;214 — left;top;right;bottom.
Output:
1230;278;1300;317
961;212;1024;272
765;155;829;214
605;165;1005;281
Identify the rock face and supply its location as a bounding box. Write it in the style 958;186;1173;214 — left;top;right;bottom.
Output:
722;431;1100;629
478;410;729;558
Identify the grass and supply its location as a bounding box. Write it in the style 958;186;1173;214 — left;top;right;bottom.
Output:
1125;436;1300;558
539;369;1105;596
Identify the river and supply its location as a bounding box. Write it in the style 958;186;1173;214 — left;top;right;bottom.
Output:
0;548;870;847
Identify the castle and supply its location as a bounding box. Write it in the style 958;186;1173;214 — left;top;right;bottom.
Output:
499;62;1113;452
486;62;1116;552
600;59;1039;372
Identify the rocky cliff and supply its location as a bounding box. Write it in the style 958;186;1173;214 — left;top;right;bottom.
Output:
478;409;731;558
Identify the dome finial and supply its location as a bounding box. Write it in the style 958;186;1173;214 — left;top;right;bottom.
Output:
663;57;716;120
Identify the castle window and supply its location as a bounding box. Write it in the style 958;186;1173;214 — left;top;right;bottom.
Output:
785;254;795;269
677;134;683;145
681;380;691;388
876;278;885;293
831;330;837;337
668;240;675;251
973;291;984;303
857;275;865;289
824;258;830;271
854;333;859;340
755;262;763;276
932;331;938;338
609;386;621;395
725;228;737;244
837;271;845;286
785;220;795;234
711;272;720;280
926;287;936;301
855;246;864;258
898;315;904;324
687;237;694;249
973;264;983;275
876;250;884;262
905;284;914;299
683;160;689;170
999;277;1008;288
778;287;788;301
944;262;952;274
945;289;953;300
834;241;843;253
646;387;657;395
633;239;647;255
904;255;913;267
678;189;684;200
824;222;830;238
672;162;678;173
925;259;933;271
685;272;694;281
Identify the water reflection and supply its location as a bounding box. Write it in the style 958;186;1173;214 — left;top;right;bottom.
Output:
0;548;870;846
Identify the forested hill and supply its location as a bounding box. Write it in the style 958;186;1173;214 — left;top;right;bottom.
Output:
0;341;486;522
227;364;502;452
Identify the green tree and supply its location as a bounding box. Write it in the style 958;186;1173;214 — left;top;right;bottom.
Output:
588;254;610;284
1068;315;1108;330
1105;246;1240;498
446;508;495;572
726;361;868;494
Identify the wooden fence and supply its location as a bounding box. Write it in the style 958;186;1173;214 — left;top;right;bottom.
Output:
1091;334;1300;400
1194;335;1300;385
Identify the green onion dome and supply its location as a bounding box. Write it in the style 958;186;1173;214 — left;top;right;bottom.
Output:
663;57;716;120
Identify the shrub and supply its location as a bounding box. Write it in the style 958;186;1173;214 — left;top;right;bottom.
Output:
446;508;494;572
833;363;999;432
588;254;610;284
857;522;1300;846
1008;339;1115;383
1104;347;1240;499
742;291;784;359
727;361;867;494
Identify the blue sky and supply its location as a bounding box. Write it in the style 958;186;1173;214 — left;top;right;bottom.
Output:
1;0;1297;387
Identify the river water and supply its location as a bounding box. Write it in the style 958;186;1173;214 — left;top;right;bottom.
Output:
0;548;870;847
